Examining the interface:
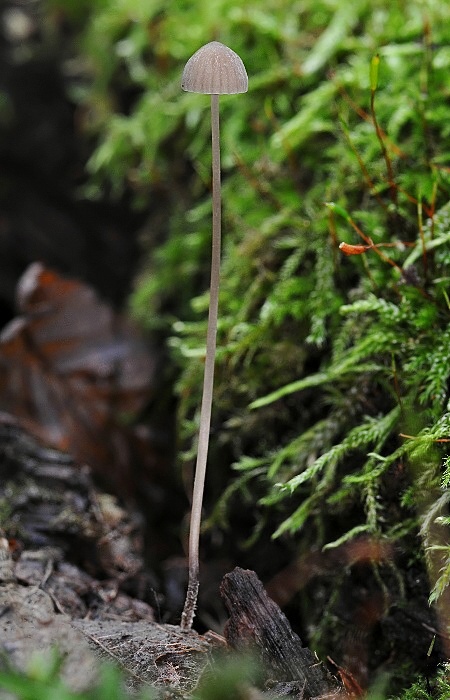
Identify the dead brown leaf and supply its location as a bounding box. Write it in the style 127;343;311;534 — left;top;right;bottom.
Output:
0;263;157;492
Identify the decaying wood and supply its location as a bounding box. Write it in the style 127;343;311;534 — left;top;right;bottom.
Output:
0;419;344;698
0;582;98;693
0;574;221;698
0;417;223;697
220;567;343;699
0;414;145;582
74;619;222;695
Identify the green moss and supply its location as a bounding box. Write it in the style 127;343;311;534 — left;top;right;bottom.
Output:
386;664;450;700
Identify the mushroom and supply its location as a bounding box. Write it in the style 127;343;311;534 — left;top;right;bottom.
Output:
180;42;248;631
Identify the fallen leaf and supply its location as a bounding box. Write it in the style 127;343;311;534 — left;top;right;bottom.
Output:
0;263;157;492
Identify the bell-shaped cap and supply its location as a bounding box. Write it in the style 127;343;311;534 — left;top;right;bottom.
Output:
181;41;248;95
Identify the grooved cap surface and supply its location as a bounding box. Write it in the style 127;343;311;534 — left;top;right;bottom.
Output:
181;41;248;95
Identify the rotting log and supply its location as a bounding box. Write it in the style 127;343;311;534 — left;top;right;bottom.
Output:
220;567;343;699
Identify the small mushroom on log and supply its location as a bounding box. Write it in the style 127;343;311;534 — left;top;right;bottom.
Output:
220;567;343;699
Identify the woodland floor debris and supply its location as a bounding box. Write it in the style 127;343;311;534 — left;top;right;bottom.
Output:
221;567;342;699
0;416;221;696
0;417;346;698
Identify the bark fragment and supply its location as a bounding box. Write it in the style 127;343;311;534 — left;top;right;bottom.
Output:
220;567;343;699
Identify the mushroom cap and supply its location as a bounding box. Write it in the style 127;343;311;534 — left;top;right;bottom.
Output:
181;41;248;95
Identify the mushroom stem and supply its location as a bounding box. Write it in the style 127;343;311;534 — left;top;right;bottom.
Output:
180;93;221;631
